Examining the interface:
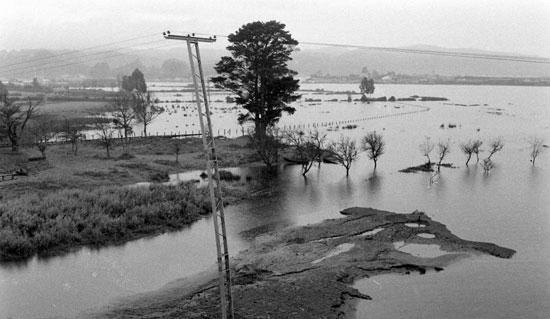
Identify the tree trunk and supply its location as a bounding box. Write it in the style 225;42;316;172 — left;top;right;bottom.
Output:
8;132;18;152
373;159;377;170
106;145;110;158
465;154;472;166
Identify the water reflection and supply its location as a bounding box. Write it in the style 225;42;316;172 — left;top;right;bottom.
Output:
365;171;382;195
1;85;549;318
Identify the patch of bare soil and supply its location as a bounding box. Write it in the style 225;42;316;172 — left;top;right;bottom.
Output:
91;207;514;319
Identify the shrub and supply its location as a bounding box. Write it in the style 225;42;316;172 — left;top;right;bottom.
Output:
0;183;215;261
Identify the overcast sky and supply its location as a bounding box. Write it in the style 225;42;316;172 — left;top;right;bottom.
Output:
1;0;549;56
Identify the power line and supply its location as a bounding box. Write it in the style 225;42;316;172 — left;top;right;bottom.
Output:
1;38;167;75
3;31;549;77
199;33;550;64
0;42;181;76
0;32;161;70
298;41;550;64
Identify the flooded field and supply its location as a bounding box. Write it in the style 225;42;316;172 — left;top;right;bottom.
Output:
1;84;548;318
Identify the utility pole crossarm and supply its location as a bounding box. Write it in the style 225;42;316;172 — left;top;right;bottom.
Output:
163;31;216;42
163;30;234;319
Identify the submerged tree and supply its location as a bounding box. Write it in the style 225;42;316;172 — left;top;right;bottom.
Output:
249;127;284;171
460;139;483;166
212;20;300;137
309;130;327;167
480;138;504;174
487;138;504;160
529;137;545;166
284;130;319;177
329;135;359;177
361;131;385;169
436;140;451;171
460;141;475;166
419;137;435;166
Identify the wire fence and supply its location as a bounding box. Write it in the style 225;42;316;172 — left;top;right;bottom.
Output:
1;103;430;148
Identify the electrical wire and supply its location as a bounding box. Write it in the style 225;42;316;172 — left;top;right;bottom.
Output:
0;32;161;70
2;30;549;77
0;41;182;76
202;33;550;64
1;38;167;74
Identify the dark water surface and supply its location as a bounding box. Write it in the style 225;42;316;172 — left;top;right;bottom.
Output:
1;85;548;318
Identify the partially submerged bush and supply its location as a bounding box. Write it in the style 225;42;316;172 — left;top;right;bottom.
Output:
0;183;214;261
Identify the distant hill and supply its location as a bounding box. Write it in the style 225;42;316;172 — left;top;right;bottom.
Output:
290;45;550;77
1;44;549;81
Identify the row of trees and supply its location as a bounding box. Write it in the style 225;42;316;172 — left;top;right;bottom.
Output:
258;131;544;178
0;69;163;157
274;130;385;177
419;136;544;174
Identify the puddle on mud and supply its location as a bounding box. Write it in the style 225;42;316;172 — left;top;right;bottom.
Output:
394;242;448;258
312;243;355;264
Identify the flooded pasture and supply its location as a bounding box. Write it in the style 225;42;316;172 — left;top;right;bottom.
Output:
0;84;549;318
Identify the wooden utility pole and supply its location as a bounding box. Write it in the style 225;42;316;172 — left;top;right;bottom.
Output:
163;31;234;319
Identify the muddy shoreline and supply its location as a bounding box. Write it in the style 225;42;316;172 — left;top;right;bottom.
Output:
88;207;515;318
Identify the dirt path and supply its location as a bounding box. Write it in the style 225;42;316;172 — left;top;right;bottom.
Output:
90;207;514;319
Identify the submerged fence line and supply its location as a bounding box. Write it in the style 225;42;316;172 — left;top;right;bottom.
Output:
0;103;430;148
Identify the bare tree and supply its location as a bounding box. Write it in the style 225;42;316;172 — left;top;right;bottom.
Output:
249;127;283;171
482;158;495;174
361;131;385;169
29;116;58;158
107;91;135;153
461;139;483;166
419;137;435;166
472;139;483;163
329;135;359;176
284;130;318;177
487;138;504;160
0;96;41;152
62;119;82;156
309;130;327;167
94;117;117;158
529;137;545;166
436;140;451;171
460;140;475;166
131;92;163;137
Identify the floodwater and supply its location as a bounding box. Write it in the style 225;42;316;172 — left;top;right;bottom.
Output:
1;84;549;318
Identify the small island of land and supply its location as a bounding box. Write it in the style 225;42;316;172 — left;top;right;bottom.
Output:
92;207;514;319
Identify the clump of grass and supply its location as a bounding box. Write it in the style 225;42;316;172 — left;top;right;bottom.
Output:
0;183;231;261
219;170;241;181
148;170;169;182
199;170;241;181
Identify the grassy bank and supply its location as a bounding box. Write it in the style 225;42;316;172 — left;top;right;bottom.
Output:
0;135;260;200
0;182;247;262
